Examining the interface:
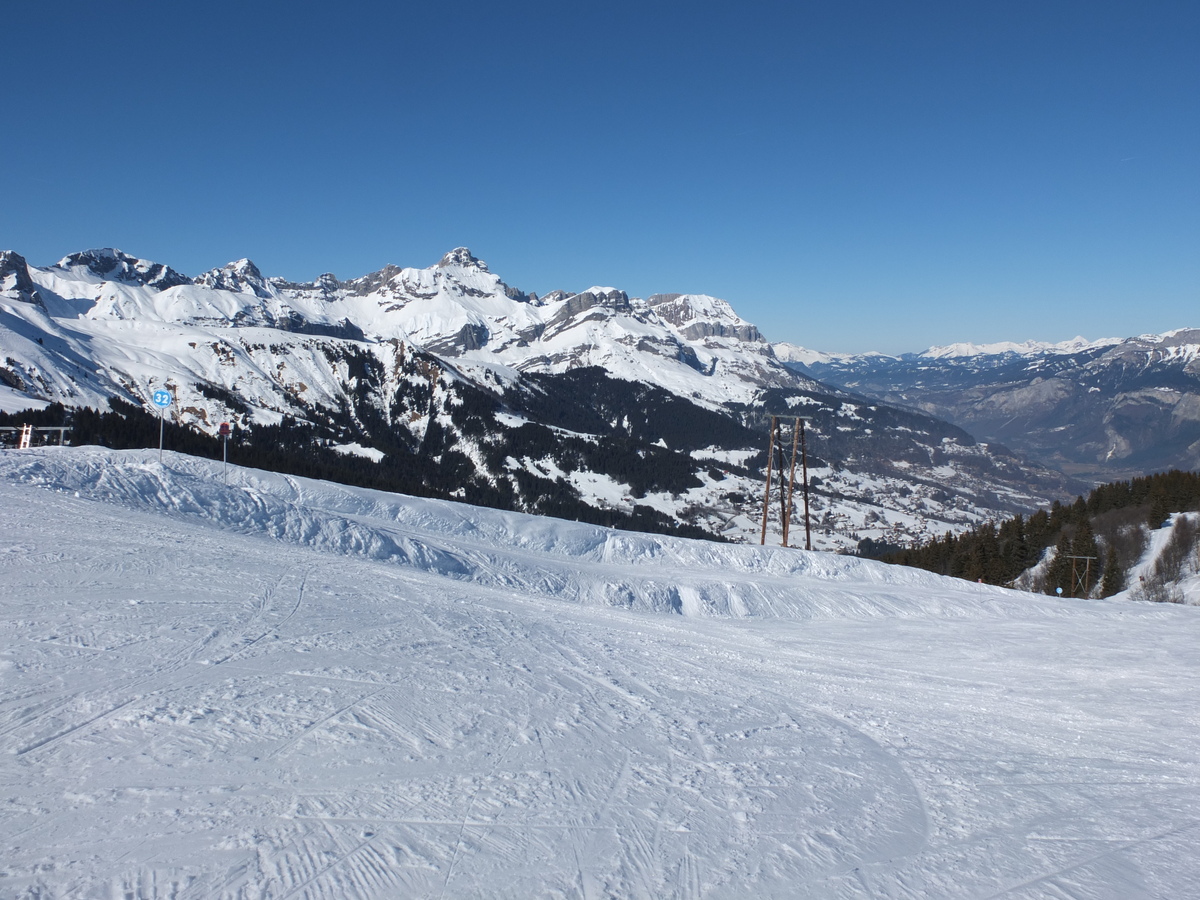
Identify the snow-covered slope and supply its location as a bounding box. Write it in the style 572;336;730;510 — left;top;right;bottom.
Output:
2;447;1199;898
1125;512;1200;605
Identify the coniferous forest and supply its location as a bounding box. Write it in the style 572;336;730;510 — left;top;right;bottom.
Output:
876;470;1200;600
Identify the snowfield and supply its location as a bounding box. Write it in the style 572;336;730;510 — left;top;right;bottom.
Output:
1;449;1199;899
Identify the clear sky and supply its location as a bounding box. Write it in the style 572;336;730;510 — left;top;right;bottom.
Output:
4;1;1197;354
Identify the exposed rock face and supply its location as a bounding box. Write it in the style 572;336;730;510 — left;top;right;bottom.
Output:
547;289;632;327
56;249;192;290
504;284;538;304
313;273;342;297
437;247;487;270
425;323;490;355
647;293;764;343
346;265;402;297
0;251;44;307
196;259;274;299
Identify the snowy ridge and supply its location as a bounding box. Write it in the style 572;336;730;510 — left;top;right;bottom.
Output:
771;341;892;366
6;246;807;412
3;447;1200;897
54;248;191;291
776;332;1195;364
918;335;1123;359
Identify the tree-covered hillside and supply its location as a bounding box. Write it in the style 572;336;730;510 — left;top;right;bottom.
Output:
876;470;1200;602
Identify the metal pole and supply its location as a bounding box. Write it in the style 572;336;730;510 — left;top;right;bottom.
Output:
759;416;777;545
800;419;812;551
159;407;164;462
223;435;228;485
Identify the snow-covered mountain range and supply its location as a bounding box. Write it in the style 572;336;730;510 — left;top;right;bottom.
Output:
1;246;794;411
1;246;1072;549
781;331;1200;481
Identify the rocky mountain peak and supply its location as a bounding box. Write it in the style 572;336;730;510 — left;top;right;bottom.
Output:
195;259;273;299
313;273;341;296
56;248;192;291
550;288;632;319
1;251;35;294
646;293;763;343
437;247;488;271
1139;328;1200;349
347;264;402;297
0;250;46;310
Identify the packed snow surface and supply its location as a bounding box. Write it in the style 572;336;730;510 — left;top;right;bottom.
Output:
2;448;1199;898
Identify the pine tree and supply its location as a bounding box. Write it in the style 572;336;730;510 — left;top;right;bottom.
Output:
1148;492;1172;529
1045;532;1072;596
1026;510;1051;556
1100;547;1124;597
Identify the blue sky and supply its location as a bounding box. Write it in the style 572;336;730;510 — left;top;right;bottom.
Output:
4;1;1197;353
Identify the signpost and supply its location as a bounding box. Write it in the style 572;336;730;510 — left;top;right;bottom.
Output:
151;387;172;461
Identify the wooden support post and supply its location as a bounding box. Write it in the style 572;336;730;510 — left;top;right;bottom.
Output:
1064;555;1098;598
776;429;788;539
759;416;777;545
783;419;800;547
762;414;814;550
800;418;812;551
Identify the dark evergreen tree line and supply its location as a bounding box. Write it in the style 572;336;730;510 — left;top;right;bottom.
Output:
876;469;1200;596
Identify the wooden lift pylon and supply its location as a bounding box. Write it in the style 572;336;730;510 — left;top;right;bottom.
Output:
759;415;812;550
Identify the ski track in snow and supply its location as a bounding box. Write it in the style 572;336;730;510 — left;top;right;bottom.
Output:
1;448;1199;898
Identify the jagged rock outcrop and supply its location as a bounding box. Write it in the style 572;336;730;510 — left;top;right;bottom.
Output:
56;248;192;290
0;251;44;308
196;259;274;299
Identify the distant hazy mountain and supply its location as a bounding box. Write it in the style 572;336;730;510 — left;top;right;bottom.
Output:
1;247;1073;549
778;331;1200;482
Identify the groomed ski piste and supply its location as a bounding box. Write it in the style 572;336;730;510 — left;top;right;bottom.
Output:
2;448;1198;899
